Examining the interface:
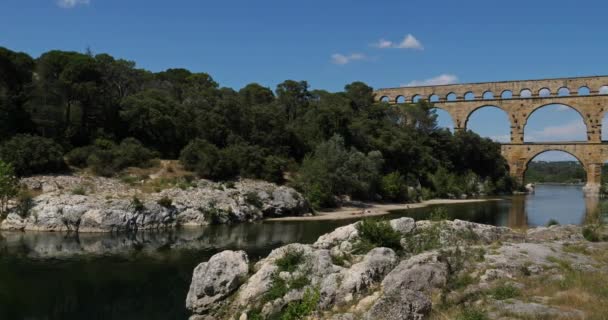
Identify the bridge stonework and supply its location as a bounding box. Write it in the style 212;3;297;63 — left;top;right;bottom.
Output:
375;76;608;196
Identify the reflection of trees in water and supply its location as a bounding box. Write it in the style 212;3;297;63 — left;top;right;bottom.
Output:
0;221;348;320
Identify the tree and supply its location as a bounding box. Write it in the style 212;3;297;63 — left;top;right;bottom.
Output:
296;135;384;209
276;80;310;121
0;134;65;176
0;160;18;216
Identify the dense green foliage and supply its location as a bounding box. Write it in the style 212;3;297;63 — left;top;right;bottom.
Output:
0;46;514;207
355;219;402;253
525;161;586;184
0;135;65;176
0;160;18;216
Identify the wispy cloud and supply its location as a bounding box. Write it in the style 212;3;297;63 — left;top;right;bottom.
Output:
489;134;511;143
526;120;586;142
331;53;366;65
57;0;90;8
402;74;459;87
373;34;423;50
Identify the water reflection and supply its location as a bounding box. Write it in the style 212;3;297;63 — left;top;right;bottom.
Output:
391;184;596;228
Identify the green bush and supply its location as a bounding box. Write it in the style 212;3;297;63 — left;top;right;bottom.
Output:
279;287;320;320
491;283;520;300
275;248;305;273
0;160;18;216
582;226;600;242
429;207;449;221
130;196;145;213
295;135;383;209
112;137;159;169
0;134;65;176
456;308;488;320
15;190;35;218
75;138;158;177
546;219;560;227
71;186;87;195
180;139;231;180
65;145;97;168
157;196;173;208
355;219;402;252
381;172;408;202
245;192;263;209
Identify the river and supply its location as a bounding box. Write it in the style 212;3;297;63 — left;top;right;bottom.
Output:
0;184;602;319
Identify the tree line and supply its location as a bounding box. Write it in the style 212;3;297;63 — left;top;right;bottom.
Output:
0;46;515;208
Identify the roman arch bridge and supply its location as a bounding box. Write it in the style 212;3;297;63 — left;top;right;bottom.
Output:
374;75;608;196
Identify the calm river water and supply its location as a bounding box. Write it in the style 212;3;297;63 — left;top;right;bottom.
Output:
0;184;601;320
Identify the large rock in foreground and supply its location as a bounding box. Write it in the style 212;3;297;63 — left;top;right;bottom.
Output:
186;250;249;314
1;176;309;232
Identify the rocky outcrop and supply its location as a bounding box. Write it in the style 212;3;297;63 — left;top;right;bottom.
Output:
186;250;249;314
1;176;309;232
186;219;606;320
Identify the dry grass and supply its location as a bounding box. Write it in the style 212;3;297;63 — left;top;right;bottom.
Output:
119;160;197;193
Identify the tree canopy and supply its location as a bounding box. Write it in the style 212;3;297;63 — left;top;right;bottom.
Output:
0;46;514;207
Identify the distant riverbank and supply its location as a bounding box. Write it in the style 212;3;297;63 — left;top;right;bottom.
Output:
267;198;501;221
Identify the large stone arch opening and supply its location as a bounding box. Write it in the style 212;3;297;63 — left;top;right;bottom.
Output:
523;103;588;142
431;107;454;131
464;105;511;143
524;150;586;184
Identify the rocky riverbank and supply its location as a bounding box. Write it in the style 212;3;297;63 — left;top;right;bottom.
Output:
1;175;309;232
186;218;608;320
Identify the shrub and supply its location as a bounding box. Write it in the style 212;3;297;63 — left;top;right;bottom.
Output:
355;219;402;252
0;160;18;216
0;134;65;176
491;283;520;300
429;207;449;221
245;192;263;209
582;226;600;242
279;287;320;320
157;196;173;208
130;196;145;213
65;145;96;168
403;222;443;254
113;138;159;169
275;248;305;273
15;190;34;218
456;308;488;320
381;172;408;202
79;138;158;177
546;219;560;227
179;139;229;180
71;186;87;195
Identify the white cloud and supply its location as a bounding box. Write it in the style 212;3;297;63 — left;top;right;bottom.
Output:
373;39;394;49
396;34;423;49
57;0;90;8
372;34;423;50
402;74;459;87
555;105;570;111
331;53;366;65
526;121;586;142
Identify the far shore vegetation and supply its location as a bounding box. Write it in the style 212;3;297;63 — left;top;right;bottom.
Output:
0;46;517;211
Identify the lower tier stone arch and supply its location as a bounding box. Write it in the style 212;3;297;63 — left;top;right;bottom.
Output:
501;143;608;196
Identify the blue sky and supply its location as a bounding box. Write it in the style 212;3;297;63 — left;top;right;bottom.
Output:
3;0;608;161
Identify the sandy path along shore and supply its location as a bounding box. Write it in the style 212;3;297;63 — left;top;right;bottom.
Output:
266;198;502;222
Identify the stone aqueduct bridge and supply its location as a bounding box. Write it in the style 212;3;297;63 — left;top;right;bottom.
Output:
374;76;608;196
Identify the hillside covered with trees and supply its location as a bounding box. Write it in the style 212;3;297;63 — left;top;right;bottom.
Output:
525;161;586;184
0;46;515;209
